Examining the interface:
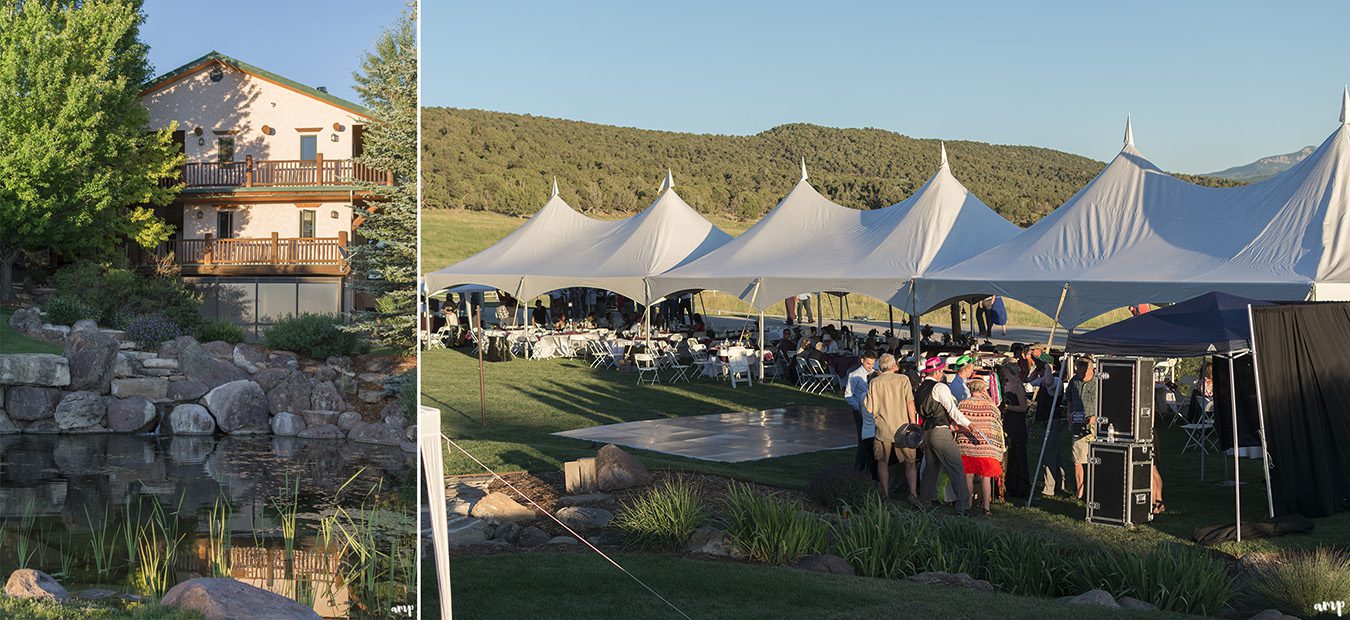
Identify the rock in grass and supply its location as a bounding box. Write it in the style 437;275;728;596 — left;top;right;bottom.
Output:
906;571;995;592
555;506;613;531
516;526;550;547
794;554;855;575
4;568;68;601
1060;589;1120;608
595;444;651;491
1117;596;1158;611
684;526;734;557
470;492;535;523
161;577;321;619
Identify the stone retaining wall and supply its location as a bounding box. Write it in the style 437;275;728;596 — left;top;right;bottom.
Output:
3;308;412;450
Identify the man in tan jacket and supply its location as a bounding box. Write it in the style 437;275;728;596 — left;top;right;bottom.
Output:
864;354;919;501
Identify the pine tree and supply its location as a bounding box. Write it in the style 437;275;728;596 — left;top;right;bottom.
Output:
0;0;181;302
347;3;417;353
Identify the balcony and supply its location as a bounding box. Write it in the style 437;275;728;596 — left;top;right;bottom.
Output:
177;155;392;189
156;233;350;276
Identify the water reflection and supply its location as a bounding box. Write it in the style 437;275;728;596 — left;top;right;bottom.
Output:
0;434;414;619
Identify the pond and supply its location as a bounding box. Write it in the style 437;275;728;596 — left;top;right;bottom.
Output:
0;434;416;619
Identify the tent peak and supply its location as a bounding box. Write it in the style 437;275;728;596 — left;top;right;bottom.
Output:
1124;113;1134;148
800;157;809;181
1341;86;1349;125
659;169;674;192
550;176;559;198
939;142;949;169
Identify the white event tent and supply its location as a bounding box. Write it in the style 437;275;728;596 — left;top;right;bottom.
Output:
424;173;732;305
646;147;1019;315
915;95;1350;328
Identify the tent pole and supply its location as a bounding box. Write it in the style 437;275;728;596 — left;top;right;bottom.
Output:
1227;354;1242;542
888;305;894;336
1046;283;1070;352
816;292;822;330
476;303;486;425
1028;345;1071;508
758;312;765;382
1246;305;1276;518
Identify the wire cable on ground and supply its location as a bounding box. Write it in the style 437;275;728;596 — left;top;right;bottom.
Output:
442;434;693;620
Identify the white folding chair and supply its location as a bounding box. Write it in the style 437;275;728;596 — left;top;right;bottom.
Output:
762;355;785;384
664;351;692;383
728;355;753;388
634;353;661;386
691;345;720;379
806;358;839;394
795;357;816;391
1181;398;1218;454
587;340;609;368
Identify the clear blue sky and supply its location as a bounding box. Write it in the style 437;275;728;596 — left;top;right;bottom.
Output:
140;0;405;104
425;0;1349;174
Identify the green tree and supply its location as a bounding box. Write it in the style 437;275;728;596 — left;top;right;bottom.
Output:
0;0;181;302
348;3;417;353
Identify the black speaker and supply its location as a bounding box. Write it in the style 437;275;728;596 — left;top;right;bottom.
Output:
1086;441;1154;527
1095;357;1155;443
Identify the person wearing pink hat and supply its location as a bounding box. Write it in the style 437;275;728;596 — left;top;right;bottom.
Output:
911;356;973;515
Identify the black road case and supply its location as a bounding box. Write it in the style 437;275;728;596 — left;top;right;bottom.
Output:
1095;357;1156;443
1086;441;1154;527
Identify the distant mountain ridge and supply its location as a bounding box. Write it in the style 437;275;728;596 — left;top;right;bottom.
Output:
1206;146;1316;182
422;108;1242;226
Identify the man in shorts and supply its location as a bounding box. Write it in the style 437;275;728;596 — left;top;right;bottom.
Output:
1067;356;1099;500
863;354;919;500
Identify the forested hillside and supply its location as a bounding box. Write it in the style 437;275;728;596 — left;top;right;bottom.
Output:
423;108;1240;226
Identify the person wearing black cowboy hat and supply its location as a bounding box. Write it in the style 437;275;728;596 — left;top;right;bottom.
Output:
911;356;973;515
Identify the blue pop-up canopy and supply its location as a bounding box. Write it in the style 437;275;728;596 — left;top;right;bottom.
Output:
1066;292;1274;357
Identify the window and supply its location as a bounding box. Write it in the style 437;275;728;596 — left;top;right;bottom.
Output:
300;134;318;161
216;211;234;239
216;136;235;162
299;209;316;238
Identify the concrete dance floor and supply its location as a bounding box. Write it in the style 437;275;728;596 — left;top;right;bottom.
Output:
553;405;855;463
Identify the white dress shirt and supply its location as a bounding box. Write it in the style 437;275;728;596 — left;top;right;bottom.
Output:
844;365;875;439
924;378;971;427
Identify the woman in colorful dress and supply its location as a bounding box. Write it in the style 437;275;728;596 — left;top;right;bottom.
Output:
955;378;1005;517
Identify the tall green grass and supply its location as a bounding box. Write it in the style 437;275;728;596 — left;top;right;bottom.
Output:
1067;544;1233;614
613;477;709;549
1247;548;1350;618
720;482;827;564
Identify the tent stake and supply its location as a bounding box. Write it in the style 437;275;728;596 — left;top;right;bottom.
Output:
1246;305;1276;518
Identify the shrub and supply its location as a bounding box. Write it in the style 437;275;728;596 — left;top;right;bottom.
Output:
831;498;935;578
125;314;182;349
51;263;201;331
980;529;1075;597
613;477;708;549
265;313;368;359
1247;548;1350;618
45;295;94;326
803;464;878;510
194;319;245;345
1069;544;1233;615
720;481;826;564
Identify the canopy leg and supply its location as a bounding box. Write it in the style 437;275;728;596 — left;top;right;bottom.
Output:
758;312;765;382
1229;354;1242;542
1247;305;1276;518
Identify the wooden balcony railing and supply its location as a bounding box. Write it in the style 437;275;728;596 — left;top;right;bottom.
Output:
178;154;392;188
157;232;348;271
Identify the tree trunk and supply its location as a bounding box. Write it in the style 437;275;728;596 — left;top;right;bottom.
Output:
0;241;17;304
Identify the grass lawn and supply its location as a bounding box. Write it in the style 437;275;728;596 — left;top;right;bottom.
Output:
425;347;1350;557
421;208;1132;329
0;308;61;354
0;597;201;620
440;552;1193;620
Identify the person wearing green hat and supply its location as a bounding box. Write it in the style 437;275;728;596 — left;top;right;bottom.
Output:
950;355;977;401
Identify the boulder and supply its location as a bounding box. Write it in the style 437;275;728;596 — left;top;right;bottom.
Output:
1060;589;1120;608
270;412;306;436
0;354;70;387
358;372;385;383
3;568;68;601
161;577;321;620
24;419;60;434
71;319;100;332
300;410;339;426
400;439;416;453
72;588;118;601
595;444;652;491
106;397;157;433
6;386;63;421
110;377;168;401
114;353;135;377
470;492;536;523
1248;610;1300;620
337;410;363;431
201;341;235;359
0;410;20;434
685;526;736;558
54;391;107;430
64;327;119;393
180;342;247;389
547;536;579;545
165;378;209;402
516;525;551;547
325;356;355;376
334;375;359;396
380;399;407;418
267;351;299;370
349;422;404;446
141;357;179;370
383;414;408;429
906;571;995;593
310;381;346;411
203;380;268;434
447;516;490;547
1117;596;1158;611
555;506;613;531
448;481;488;516
297;423;344;439
169;404;216;435
231;343;267;373
555;493;612;508
266;371;313;415
794;554;855;575
8;307;43;334
358;389;384;404
157;335;199;359
493;522;522;544
314;366;337;383
251;367;291;393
